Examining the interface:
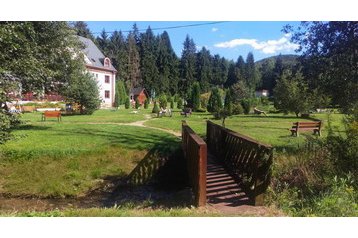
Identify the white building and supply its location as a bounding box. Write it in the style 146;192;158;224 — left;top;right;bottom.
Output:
78;36;117;108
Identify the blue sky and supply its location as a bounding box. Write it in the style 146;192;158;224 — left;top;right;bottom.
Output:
86;21;302;61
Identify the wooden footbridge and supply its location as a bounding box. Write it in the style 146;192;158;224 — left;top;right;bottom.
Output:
182;120;273;207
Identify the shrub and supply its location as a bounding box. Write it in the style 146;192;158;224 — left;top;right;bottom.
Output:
135;98;140;109
241;99;252;114
191;82;201;111
158;94;167;109
144;99;149;109
177;98;183;109
152;101;159;113
173;94;179;102
196;108;206;113
207;87;223;114
260;96;270;106
124;98;130;109
65;72;100;115
232;103;244;115
200;93;210;109
170;97;174;109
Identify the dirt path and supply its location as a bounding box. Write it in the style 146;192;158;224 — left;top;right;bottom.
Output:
83;114;181;137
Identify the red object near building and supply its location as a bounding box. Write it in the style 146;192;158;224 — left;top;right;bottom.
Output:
129;87;149;105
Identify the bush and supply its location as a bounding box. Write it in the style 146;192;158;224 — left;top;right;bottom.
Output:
200;93;210;109
196;108;206;113
241;99;252;114
207;87;223;114
144;99;149;109
158;94;167;109
65;72;100;115
232;103;244;115
177;98;183;109
152;101;159;113
170;98;174;109
124;97;130;109
135;98;140;109
260;96;270;106
173;94;179;102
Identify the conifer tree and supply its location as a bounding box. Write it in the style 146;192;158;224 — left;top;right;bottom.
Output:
180;35;197;98
191;82;201;111
127;32;141;89
140;27;160;95
245;52;259;94
196;47;212;92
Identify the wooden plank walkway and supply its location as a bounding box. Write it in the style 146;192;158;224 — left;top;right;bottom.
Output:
206;153;251;207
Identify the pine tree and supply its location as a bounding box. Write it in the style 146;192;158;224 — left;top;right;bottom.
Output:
157;31;179;95
96;29;109;55
71;21;95;41
140;27;160;95
207;87;223;114
245;52;258;94
224;89;233;115
272;54;284;95
236;55;246;82
180;35;197;99
191;82;201;111
127;32;141;89
225;61;237;87
196;47;212;92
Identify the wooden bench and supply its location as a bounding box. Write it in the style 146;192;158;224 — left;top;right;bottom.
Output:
180;108;192;117
290;121;322;137
42;111;62;122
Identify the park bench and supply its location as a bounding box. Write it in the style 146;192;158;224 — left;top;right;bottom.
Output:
180;108;192;117
290;121;322;137
42;111;62;122
157;108;172;118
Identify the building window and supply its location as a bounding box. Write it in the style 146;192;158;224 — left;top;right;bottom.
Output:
104;58;110;67
105;90;110;99
95;74;98;79
105;75;110;83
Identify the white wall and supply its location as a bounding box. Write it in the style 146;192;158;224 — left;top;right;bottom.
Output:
88;69;116;108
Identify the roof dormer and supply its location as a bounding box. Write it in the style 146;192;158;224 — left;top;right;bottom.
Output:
104;57;111;67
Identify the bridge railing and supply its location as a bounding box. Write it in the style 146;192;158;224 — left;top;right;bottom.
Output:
206;120;273;206
182;120;207;207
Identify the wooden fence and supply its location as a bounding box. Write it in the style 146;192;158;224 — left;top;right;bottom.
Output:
182;120;207;207
206;120;273;206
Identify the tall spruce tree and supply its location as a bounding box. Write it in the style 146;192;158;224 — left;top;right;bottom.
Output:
109;30;128;84
245;52;258;94
157;31;179;95
272;54;284;95
127;31;141;89
225;61;237;88
96;29;109;55
72;21;95;41
140;27;160;95
196;47;212;92
180;35;197;98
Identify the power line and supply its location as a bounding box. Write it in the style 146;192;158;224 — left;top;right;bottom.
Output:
92;21;231;35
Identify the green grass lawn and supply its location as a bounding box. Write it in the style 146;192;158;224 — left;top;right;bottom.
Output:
0;112;180;197
145;110;345;150
20;108;154;124
0;107;347;216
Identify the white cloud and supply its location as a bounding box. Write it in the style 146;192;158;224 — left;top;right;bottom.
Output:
211;27;218;32
214;34;299;54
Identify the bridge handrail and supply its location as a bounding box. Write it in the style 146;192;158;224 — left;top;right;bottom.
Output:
182;120;207;207
206;120;273;206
